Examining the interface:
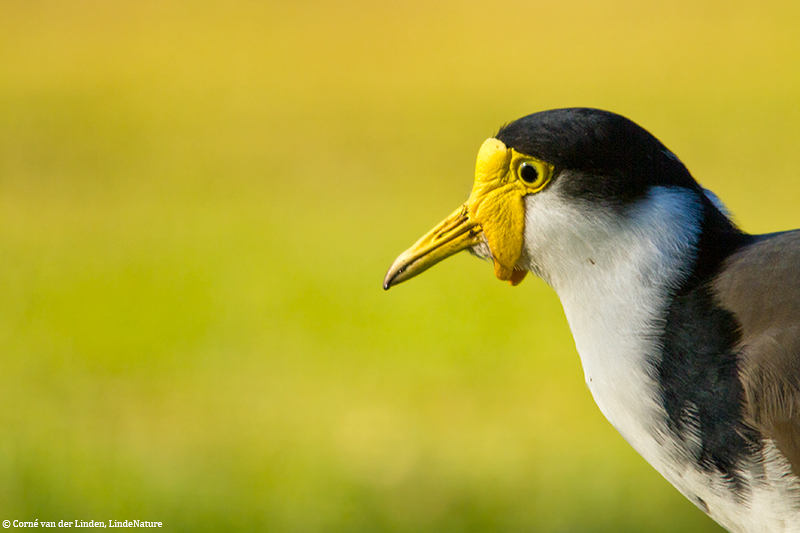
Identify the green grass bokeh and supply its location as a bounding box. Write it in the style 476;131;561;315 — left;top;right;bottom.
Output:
1;1;799;530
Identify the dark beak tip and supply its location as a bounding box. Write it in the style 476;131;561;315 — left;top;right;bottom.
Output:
383;261;408;291
382;271;396;291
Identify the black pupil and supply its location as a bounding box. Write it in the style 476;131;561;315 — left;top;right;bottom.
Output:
520;163;539;183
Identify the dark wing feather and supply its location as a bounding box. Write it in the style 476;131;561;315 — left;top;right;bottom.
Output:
712;230;800;476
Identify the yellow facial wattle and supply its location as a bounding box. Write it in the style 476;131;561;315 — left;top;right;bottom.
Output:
383;137;553;289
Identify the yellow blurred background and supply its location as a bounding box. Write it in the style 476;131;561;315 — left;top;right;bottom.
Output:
1;1;799;530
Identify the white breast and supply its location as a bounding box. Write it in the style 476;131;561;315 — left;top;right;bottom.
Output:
521;185;701;456
520;184;800;532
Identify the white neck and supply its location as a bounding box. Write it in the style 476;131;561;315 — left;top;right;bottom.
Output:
521;185;702;456
520;185;800;531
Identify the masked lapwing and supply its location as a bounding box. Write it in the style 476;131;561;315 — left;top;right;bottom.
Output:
384;108;800;533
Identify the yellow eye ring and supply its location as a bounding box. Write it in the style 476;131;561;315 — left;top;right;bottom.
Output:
515;159;552;192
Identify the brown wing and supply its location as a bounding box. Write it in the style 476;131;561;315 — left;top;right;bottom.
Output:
737;325;800;474
712;230;800;476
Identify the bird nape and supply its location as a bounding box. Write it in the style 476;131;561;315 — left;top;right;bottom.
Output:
384;108;800;533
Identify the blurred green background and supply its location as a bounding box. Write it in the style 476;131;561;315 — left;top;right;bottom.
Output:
1;0;799;530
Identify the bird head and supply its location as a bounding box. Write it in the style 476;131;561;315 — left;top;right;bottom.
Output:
383;108;710;291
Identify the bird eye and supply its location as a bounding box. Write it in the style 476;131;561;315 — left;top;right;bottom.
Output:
514;156;553;193
519;162;540;184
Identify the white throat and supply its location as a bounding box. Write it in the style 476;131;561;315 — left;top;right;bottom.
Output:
520;185;703;456
518;184;800;532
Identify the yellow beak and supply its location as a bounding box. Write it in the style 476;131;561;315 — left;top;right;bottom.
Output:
382;203;483;289
383;138;531;290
